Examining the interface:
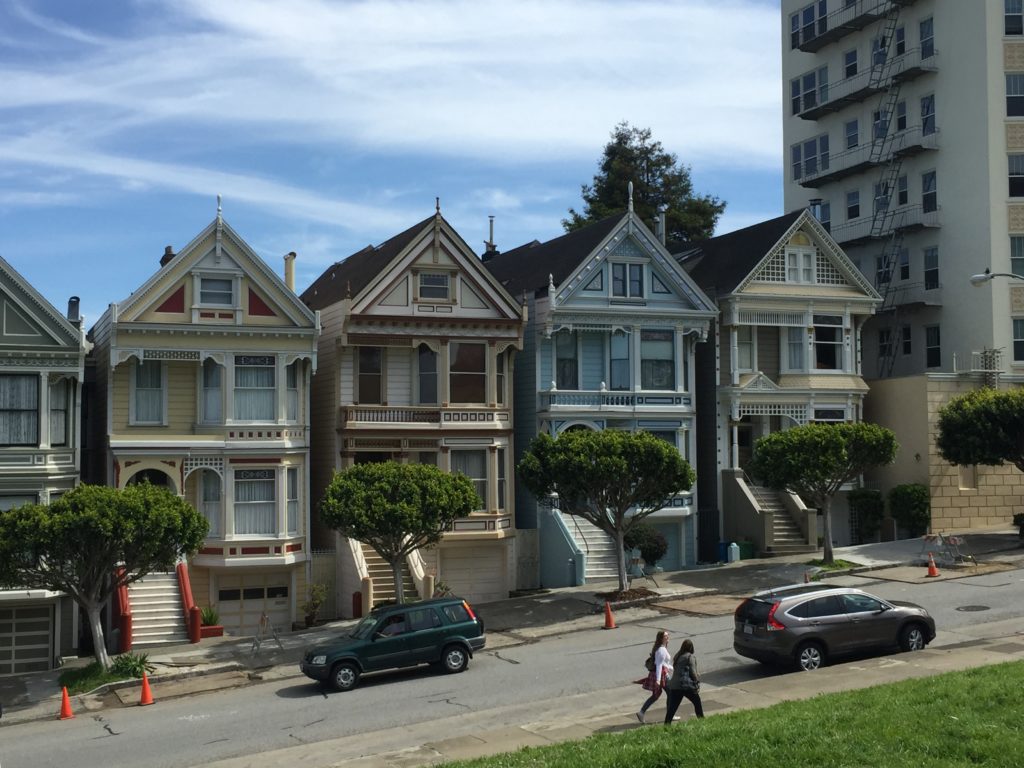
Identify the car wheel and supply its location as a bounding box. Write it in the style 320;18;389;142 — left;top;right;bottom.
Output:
900;623;927;652
795;641;825;671
330;662;360;692
441;644;469;674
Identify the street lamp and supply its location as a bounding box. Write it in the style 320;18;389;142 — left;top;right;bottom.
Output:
970;267;1024;286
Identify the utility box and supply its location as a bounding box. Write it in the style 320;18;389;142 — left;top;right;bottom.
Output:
727;542;740;563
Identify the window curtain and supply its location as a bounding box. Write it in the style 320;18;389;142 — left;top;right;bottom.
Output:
49;378;69;446
234;472;275;534
0;375;38;445
451;450;486;511
202;470;222;537
135;361;162;423
202;359;222;423
234;365;274;420
287;467;298;534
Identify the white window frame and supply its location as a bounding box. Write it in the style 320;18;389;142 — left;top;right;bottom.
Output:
640;329;675;390
1011;236;1024;277
924;246;940;290
1013;318;1024;362
554;331;579;390
286;466;299;535
609;331;630;391
201;358;223;424
812;315;844;371
233;468;276;536
199;276;234;306
202;469;222;538
736;326;754;372
790;66;828;115
233;355;276;422
611;263;644;298
783;327;807;373
417;272;451;302
786;247;815;283
49;377;69;447
451;449;487;512
922;170;937;213
921;94;936;135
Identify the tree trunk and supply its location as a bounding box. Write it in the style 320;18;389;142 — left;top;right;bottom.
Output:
391;559;405;604
85;601;111;670
615;527;628;592
821;496;835;565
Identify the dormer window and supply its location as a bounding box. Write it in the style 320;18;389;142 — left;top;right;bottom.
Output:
200;277;233;306
612;263;643;298
786;248;815;283
418;273;450;301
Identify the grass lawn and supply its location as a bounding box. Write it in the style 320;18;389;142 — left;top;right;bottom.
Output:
446;661;1024;768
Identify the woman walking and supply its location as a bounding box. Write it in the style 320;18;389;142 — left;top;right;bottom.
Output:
636;630;672;723
664;638;704;724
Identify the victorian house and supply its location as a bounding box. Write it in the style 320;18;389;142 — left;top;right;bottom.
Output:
484;201;717;587
677;209;880;557
86;206;320;639
0;256;87;673
301;209;526;614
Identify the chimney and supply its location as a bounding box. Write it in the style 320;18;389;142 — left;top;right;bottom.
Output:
284;252;296;291
482;215;500;262
67;296;80;326
160;245;176;267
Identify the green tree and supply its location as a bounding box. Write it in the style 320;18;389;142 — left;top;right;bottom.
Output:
319;462;479;604
888;483;931;537
936;387;1024;474
518;429;694;592
0;483;208;669
563;121;725;246
749;423;898;564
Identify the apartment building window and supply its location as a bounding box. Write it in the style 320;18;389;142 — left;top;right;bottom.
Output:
357;347;383;404
234;356;275;420
792;135;829;180
199;277;233;306
640;329;675;390
901;326;912;355
895;101;907;132
554;331;578;390
845;119;859;149
201;358;222;423
920;17;934;59
814;316;843;370
451;450;486;510
790;1;827;49
1014;319;1024;361
925;326;941;368
921;95;936;135
201;470;221;538
1011;154;1024;196
894;26;906;56
610;331;630;390
286;361;298;421
1012;236;1024;276
873;181;890;214
878;328;893;359
736;326;754;371
416;344;438;405
450;342;486;402
872;109;889;140
1008;0;1024;35
898;247;910;280
791;66;828;115
846;190;860;219
134;360;163;425
897;175;908;206
876;255;892;286
871;35;887;67
49;378;69;447
612;263;643;298
787;248;815;283
924;247;940;289
0;374;37;446
287;467;298;534
818;201;831;232
234;469;275;535
1008;74;1024;117
844;50;858;78
418;272;450;301
922;171;937;213
786;327;805;371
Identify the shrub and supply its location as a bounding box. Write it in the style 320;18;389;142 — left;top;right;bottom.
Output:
302;583;328;621
200;605;219;626
848;488;885;542
110;652;155;678
888;483;931;537
624;521;668;566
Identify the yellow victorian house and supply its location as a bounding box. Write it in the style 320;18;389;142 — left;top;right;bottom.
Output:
87;204;319;641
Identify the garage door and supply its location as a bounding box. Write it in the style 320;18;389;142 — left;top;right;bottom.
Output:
217;574;290;637
439;546;507;605
651;522;681;571
0;604;53;675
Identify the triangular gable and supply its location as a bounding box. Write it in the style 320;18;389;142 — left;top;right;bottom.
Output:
738;372;781;391
0;255;81;349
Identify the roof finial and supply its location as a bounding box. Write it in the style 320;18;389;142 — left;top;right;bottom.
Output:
436;197;441;214
628;181;634;214
217;194;222;219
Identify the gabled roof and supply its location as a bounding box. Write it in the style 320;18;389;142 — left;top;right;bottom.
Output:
0;253;83;348
675;210;804;298
482;214;625;298
301;215;434;311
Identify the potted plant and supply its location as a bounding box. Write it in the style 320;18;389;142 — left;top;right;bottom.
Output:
302;583;328;628
199;605;224;638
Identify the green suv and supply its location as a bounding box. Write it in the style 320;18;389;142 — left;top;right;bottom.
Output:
300;597;486;691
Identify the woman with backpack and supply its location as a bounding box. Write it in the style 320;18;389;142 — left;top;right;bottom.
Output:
664;638;705;723
635;629;672;723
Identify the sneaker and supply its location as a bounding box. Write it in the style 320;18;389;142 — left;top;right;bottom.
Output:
672;716;681;721
635;711;645;724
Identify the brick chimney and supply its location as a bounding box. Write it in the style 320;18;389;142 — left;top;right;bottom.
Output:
160;245;176;267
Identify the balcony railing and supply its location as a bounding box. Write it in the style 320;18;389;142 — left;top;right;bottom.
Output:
448;512;514;535
341;405;511;428
797;126;939;188
540;390;692;410
794;0;919;53
830;204;941;245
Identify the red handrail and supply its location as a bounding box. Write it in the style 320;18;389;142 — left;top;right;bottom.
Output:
115;566;132;653
176;563;201;643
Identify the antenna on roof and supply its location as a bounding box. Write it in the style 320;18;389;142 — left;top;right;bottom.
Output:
215;194;223;262
628;181;634;214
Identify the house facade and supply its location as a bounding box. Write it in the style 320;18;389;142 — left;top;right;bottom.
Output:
301;211;526;614
678;210;881;555
86;208;319;638
0;256;87;673
484;205;717;586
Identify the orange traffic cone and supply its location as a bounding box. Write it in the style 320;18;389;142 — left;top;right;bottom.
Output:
602;600;617;630
139;672;154;706
58;686;74;720
926;552;940;578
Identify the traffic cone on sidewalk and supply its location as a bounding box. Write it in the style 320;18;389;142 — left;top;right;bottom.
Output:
58;686;74;720
139;672;154;706
926;552;941;578
602;600;617;630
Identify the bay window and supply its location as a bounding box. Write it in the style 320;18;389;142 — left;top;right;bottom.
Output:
786;327;806;371
286;361;298;421
234;469;275;535
450;342;486;403
813;316;844;370
287;467;298;534
49;378;69;447
451;450;487;511
201;358;222;423
201;469;222;537
234;356;275;421
736;326;754;371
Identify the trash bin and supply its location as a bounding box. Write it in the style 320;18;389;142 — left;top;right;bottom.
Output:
717;542;728;562
739;541;756;560
727;542;740;563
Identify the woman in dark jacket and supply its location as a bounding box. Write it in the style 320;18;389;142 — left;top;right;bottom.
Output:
664;638;704;723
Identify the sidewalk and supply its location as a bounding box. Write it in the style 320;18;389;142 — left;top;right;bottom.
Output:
2;528;1021;735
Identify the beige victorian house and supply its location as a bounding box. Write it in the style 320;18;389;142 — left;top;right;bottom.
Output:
302;210;525;615
87;207;319;639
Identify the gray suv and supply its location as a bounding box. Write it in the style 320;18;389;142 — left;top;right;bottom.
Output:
733;584;936;671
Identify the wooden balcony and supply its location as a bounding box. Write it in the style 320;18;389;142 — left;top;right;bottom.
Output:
340;405;511;430
539;390;692;413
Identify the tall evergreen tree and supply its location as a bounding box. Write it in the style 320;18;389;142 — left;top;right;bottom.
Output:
563;121;725;246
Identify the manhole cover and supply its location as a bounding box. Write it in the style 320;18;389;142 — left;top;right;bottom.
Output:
955;605;990;612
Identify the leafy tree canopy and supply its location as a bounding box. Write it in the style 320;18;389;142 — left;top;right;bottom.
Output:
0;483;208;668
319;462;479;603
749;423;897;563
518;429;694;591
936;387;1024;473
563;121;725;246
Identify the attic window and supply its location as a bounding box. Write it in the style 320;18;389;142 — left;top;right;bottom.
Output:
419;273;449;301
200;278;233;306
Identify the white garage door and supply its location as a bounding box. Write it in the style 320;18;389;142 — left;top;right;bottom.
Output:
217;574;290;637
439;546;507;605
0;603;53;675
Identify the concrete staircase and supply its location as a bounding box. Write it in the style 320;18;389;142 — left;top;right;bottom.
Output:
750;485;817;557
362;544;418;606
127;571;189;648
562;514;619;582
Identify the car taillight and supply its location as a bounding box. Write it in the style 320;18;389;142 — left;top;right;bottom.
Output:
766;601;786;631
734;600;746;619
462;600;478;621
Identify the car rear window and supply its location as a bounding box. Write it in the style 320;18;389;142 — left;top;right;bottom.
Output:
441;603;471;624
735;598;772;624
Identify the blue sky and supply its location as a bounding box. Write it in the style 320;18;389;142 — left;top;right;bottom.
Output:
0;0;783;326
